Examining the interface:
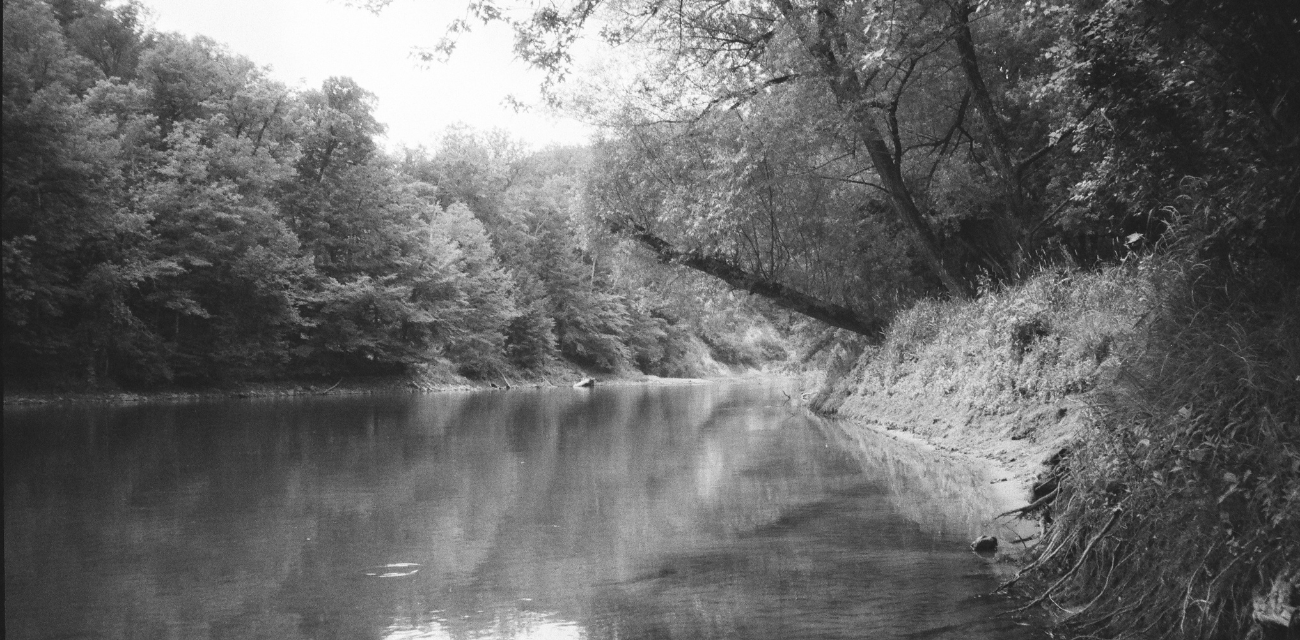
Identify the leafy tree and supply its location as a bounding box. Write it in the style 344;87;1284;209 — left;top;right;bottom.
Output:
586;93;920;336
129;116;311;380
2;0;150;383
437;202;517;376
514;177;631;371
291;160;455;373
137;34;235;129
408;125;524;225
502;269;556;370
1050;0;1300;262
59;0;151;80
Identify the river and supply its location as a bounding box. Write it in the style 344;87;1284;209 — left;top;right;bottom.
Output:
4;380;1044;639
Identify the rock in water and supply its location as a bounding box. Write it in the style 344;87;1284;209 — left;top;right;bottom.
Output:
971;536;998;554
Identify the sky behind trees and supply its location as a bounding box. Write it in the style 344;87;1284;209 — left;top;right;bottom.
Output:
138;0;593;149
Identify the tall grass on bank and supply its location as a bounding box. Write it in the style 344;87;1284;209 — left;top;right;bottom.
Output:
814;264;1152;417
1021;259;1300;639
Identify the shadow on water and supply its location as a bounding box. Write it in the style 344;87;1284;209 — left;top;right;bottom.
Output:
4;382;1045;640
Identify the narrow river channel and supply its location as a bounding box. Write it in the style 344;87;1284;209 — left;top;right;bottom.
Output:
4;381;1044;639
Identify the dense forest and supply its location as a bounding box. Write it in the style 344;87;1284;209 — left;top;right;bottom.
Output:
2;0;798;389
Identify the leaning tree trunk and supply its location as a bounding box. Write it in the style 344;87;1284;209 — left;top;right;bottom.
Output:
624;225;888;338
947;0;1026;266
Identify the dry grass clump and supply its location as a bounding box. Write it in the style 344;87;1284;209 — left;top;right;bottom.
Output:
1015;258;1300;639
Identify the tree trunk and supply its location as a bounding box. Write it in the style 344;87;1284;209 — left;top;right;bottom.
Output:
948;0;1015;184
772;0;973;298
947;0;1025;266
625;225;887;338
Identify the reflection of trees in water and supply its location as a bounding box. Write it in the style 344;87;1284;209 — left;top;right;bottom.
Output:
3;383;1035;640
6;402;336;639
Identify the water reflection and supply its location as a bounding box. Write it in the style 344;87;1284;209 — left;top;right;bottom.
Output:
4;382;1043;639
384;611;583;640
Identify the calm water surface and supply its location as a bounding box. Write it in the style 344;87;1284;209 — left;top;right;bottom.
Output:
4;381;1043;639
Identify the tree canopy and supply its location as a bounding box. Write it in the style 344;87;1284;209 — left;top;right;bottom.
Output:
386;0;1297;335
3;0;795;388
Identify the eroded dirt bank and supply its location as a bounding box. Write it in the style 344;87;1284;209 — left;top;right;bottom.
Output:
806;267;1144;501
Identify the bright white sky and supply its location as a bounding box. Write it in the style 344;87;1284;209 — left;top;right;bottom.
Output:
138;0;595;150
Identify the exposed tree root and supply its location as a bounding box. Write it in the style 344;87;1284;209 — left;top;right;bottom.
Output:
996;486;1057;519
1015;507;1124;613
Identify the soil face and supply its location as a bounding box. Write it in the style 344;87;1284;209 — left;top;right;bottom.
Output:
835;390;1084;500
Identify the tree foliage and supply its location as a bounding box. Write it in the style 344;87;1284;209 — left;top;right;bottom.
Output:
402;0;1295;337
3;0;789;387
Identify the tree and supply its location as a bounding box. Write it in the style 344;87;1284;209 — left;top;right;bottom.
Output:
129;115;311;380
511;173;632;370
1056;0;1300;261
586;85;936;337
59;0;151;80
437;202;517;376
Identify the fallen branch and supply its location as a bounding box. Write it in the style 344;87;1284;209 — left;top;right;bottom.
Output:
316;378;343;395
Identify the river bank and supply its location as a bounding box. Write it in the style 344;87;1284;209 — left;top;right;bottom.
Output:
802;265;1144;515
807;369;1082;513
805;259;1299;639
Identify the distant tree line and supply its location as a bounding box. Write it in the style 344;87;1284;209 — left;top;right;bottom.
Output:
2;0;789;388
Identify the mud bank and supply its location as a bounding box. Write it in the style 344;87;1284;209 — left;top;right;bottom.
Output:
811;398;1047;562
817;385;1085;509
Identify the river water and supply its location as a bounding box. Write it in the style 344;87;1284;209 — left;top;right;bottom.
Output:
4;381;1043;640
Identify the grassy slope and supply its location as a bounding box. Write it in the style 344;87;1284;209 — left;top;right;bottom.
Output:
811;258;1300;639
811;265;1152;484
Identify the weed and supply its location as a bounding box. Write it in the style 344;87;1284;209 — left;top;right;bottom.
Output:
1020;257;1300;639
